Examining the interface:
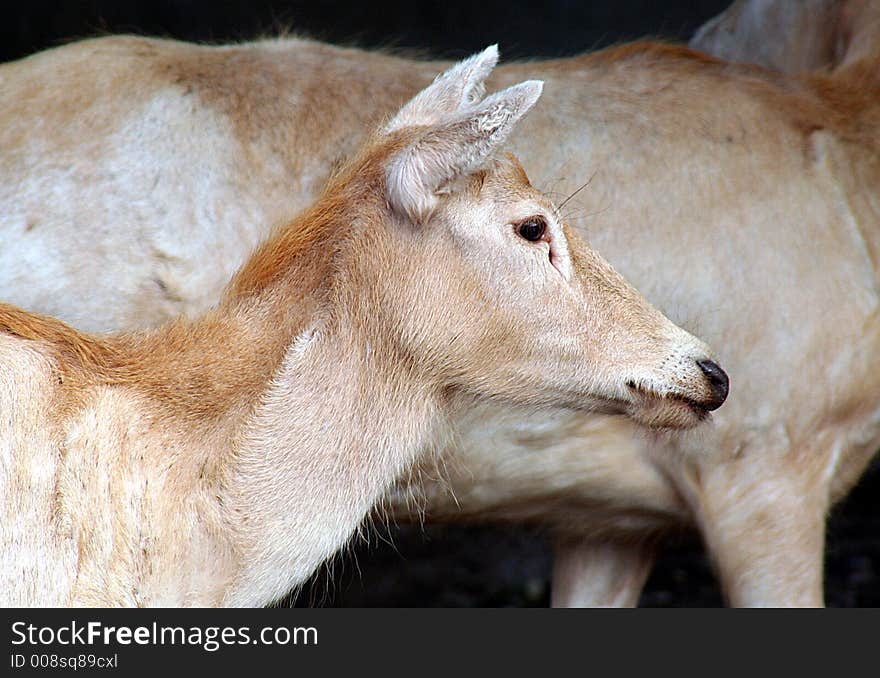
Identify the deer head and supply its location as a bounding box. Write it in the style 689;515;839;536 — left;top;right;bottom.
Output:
255;46;727;431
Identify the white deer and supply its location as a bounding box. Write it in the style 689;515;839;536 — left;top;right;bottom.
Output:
3;25;877;606
0;49;726;607
690;0;880;74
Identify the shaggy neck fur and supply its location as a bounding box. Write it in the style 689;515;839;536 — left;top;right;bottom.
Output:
166;132;447;605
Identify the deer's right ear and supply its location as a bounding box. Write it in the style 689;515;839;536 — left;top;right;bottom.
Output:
385;45;499;132
385;79;544;222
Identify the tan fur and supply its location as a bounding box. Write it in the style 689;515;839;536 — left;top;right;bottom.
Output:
0;304;117;374
3;28;878;606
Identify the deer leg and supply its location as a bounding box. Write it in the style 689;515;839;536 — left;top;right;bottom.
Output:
551;535;656;607
684;456;829;608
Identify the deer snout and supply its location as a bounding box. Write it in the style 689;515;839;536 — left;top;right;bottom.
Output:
620;344;730;430
695;358;729;410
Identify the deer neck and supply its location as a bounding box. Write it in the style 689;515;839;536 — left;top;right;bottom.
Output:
208;140;444;606
219;313;445;607
103;137;436;605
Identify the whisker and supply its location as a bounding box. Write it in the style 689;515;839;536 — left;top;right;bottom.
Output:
557;172;597;212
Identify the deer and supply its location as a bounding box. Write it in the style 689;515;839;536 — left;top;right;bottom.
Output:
690;0;880;74
2;21;879;606
0;48;728;607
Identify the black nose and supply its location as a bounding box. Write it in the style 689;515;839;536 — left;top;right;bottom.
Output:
696;359;729;410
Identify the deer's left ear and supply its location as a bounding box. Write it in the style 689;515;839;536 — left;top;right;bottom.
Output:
386;79;544;221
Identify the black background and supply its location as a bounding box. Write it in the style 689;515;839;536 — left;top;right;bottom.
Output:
2;0;733;63
3;0;879;607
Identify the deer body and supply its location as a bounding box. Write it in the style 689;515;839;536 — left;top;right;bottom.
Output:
0;39;439;331
3;34;879;605
1;302;446;606
1;50;725;606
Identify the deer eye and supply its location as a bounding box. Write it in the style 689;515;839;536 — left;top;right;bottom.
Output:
516;217;547;242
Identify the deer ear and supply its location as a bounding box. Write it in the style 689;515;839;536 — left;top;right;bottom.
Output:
385;45;499;132
386;79;544;221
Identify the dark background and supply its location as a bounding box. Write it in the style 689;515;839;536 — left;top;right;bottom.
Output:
3;0;733;63
3;0;879;607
